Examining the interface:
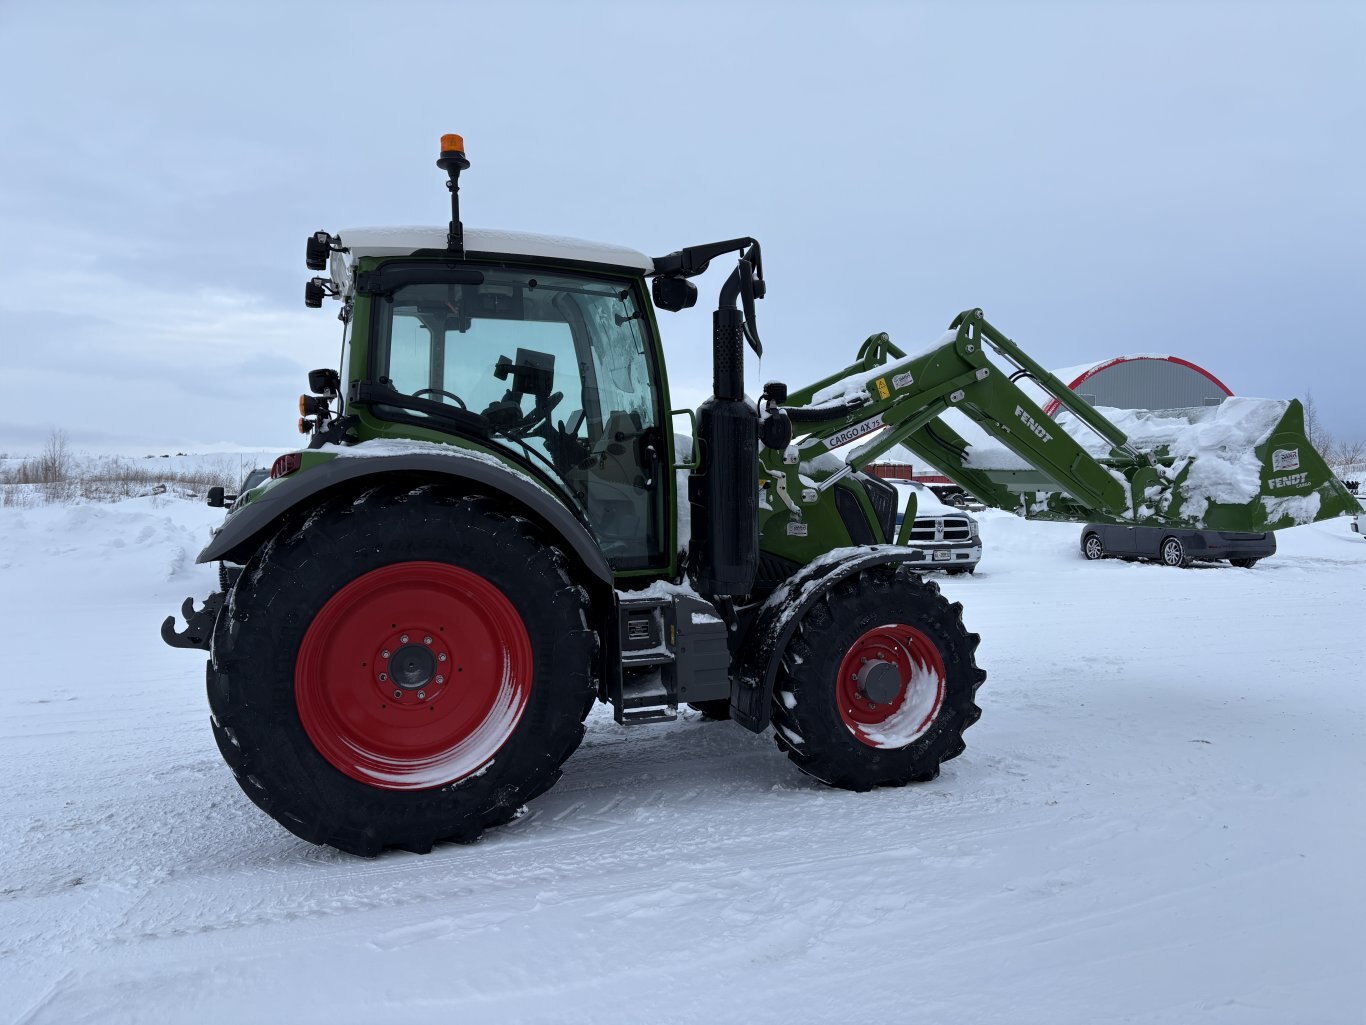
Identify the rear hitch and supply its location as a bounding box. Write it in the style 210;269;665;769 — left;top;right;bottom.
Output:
161;593;226;650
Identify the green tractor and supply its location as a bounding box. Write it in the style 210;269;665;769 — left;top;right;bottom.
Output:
164;135;1359;855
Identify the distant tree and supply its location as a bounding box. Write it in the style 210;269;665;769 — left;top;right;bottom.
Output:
1302;391;1328;454
1331;437;1364;468
36;429;71;483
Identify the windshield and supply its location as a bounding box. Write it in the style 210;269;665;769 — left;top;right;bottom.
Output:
371;266;667;569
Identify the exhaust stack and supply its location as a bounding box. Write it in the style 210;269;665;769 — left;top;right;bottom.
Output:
690;262;760;599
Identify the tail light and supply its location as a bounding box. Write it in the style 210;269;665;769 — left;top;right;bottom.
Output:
271;453;303;479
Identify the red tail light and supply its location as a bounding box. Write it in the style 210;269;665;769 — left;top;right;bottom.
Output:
270;453;303;479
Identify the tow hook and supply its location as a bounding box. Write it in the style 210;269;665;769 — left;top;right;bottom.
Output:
161;593;226;650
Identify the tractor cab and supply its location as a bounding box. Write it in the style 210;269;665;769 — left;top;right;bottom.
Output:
324;227;674;572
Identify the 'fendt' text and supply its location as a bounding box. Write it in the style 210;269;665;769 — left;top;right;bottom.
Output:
1269;471;1309;490
1015;405;1053;444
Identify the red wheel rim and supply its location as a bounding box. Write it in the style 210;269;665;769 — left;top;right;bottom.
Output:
295;561;532;790
836;623;946;749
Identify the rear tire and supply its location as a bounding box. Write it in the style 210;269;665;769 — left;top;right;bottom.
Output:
1082;533;1104;561
207;484;597;856
1229;557;1258;568
771;564;985;791
1160;536;1192;568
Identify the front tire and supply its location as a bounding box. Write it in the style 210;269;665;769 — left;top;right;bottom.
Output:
207;484;597;856
1082;532;1104;561
771;564;985;791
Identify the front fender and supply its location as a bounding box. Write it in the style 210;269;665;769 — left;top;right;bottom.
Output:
731;546;929;733
197;446;612;585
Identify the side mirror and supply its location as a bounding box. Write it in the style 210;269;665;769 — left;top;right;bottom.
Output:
652;276;698;312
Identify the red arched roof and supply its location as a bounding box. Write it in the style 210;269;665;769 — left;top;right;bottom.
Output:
1041;355;1233;417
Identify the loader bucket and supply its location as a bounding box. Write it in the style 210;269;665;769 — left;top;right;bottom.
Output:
1051;397;1361;532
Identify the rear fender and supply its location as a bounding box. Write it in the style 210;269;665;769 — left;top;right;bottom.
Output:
197;450;613;586
731;546;928;732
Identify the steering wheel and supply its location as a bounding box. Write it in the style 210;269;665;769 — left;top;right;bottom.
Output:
509;391;563;438
412;388;467;409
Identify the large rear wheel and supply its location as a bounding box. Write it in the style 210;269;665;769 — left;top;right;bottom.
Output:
771;565;985;791
208;484;597;856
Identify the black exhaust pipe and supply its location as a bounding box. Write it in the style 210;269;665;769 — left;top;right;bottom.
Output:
690;264;759;599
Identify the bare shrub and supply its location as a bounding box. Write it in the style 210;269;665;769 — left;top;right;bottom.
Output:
0;433;245;507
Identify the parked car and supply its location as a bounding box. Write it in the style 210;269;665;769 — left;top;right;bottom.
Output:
889;479;982;573
1079;523;1275;568
923;482;986;512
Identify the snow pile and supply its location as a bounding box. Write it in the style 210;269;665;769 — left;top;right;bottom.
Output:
1262;491;1322;524
1060;398;1287;518
957;395;1301;520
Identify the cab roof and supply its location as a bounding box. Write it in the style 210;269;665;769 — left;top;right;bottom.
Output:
337;226;654;274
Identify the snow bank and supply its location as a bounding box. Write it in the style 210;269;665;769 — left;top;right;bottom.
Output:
4;497;1366;1024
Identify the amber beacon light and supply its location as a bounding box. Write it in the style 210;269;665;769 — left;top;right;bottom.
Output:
437;134;470;256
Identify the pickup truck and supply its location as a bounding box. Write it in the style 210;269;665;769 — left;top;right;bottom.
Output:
889;479;983;574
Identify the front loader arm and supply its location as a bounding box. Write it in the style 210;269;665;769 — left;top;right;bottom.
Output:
774;310;1360;531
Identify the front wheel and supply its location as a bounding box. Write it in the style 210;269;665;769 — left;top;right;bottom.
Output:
1082;533;1104;561
771;564;985;791
207;485;597;856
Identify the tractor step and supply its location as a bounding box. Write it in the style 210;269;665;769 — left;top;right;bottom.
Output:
619;707;679;725
609;589;731;726
618;668;677;724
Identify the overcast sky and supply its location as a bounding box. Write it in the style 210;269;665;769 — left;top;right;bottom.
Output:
1;0;1361;455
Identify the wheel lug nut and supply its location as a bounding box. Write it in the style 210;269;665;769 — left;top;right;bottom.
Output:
437;653;447;662
436;675;445;684
424;636;433;645
417;690;426;700
400;634;409;643
379;672;388;682
393;690;402;699
381;650;390;659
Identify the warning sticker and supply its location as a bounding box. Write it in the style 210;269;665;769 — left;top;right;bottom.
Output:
1272;448;1300;471
874;377;890;400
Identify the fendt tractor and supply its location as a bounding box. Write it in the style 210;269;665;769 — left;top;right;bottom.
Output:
164;135;1361;856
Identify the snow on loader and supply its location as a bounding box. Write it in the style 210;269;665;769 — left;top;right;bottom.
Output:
164;135;1361;856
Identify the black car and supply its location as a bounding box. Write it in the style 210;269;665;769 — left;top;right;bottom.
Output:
1080;523;1275;568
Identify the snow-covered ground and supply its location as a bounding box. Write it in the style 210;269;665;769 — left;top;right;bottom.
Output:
2;496;1363;1024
